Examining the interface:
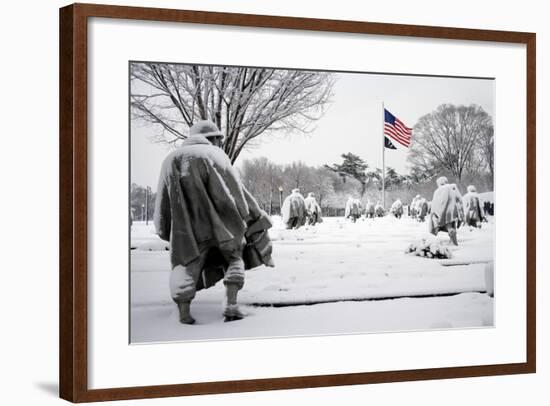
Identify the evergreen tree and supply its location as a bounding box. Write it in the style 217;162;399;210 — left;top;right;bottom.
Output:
325;153;368;195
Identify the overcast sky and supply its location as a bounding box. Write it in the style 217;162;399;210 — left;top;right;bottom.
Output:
131;70;494;191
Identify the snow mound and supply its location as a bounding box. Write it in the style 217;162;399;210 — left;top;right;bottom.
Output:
406;238;452;259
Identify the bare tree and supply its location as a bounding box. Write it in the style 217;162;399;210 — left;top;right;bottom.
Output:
284;161;312;191
310;167;336;206
240;157;283;214
131;63;335;163
476;125;495;189
240;158;339;212
407;104;493;181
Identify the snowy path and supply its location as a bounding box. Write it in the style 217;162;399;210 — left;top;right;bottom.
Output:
131;293;493;343
130;216;494;343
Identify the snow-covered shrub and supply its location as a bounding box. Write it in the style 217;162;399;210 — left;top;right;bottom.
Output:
406;238;452;259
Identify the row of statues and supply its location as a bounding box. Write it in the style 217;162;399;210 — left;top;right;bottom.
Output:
409;179;487;246
280;179;490;248
347;198;385;221
282;189;323;229
281;180;490;240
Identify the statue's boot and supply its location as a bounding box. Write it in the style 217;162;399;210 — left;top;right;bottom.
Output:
223;284;244;322
177;302;196;325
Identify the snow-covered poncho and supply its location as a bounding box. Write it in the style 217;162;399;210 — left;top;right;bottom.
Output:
417;197;429;221
154;135;262;267
410;196;420;217
463;191;484;225
345;198;362;218
374;204;385;217
282;191;307;228
390;199;403;217
365;202;375;216
429;183;464;234
304;195;322;217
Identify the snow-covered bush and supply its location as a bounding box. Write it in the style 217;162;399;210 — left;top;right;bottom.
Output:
406;239;452;259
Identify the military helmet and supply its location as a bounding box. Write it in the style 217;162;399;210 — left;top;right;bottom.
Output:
436;176;449;186
189;120;224;140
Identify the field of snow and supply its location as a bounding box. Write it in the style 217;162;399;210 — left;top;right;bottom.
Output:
130;215;494;343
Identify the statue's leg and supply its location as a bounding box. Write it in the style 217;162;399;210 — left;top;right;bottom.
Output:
224;283;244;322
428;214;438;236
286;217;296;229
448;226;458;246
221;243;245;322
170;257;203;324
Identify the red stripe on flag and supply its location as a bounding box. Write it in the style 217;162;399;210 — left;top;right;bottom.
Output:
392;121;412;137
384;124;411;146
384;131;410;147
385;130;411;146
395;118;412;132
384;124;407;140
395;121;412;136
384;127;410;147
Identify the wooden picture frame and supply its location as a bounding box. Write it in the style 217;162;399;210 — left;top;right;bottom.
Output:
59;2;536;402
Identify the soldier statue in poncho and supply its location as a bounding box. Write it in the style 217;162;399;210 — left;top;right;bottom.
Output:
429;176;464;246
365;201;375;219
463;185;485;228
304;192;323;226
154;120;274;324
390;199;404;219
374;202;385;217
282;189;307;229
345;196;362;222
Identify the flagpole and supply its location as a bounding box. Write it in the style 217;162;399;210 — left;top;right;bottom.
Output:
382;101;385;210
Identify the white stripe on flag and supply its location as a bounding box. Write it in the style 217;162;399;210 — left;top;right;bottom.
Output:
385;132;409;147
384;125;410;146
392;122;412;138
395;121;412;135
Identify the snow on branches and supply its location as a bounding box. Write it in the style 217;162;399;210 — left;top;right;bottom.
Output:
130;63;335;163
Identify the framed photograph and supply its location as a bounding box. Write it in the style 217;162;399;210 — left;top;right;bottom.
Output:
59;3;536;402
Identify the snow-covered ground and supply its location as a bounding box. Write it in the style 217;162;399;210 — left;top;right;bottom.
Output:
130;215;494;343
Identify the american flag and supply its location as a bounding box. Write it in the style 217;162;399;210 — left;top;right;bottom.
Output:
384;108;412;148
